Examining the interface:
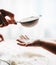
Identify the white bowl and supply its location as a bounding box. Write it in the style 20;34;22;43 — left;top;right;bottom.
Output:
19;16;39;27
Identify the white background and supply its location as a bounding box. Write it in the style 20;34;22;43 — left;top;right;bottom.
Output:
0;0;56;40
0;0;56;65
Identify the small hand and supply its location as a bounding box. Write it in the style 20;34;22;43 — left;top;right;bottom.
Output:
17;35;30;46
16;35;41;47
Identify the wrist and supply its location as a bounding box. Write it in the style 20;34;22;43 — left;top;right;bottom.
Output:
37;40;43;46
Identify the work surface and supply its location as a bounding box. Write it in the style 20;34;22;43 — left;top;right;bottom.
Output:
0;39;56;65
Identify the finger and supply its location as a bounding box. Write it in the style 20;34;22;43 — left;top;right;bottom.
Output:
16;39;24;43
20;35;29;40
19;35;27;40
7;20;17;24
25;35;29;40
7;20;12;24
19;35;24;39
12;20;17;24
17;43;26;46
0;24;3;27
17;43;34;47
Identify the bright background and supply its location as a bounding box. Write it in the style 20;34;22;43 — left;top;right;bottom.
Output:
0;0;56;65
0;0;56;40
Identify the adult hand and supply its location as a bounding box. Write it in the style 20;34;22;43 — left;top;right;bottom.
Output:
0;9;17;27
